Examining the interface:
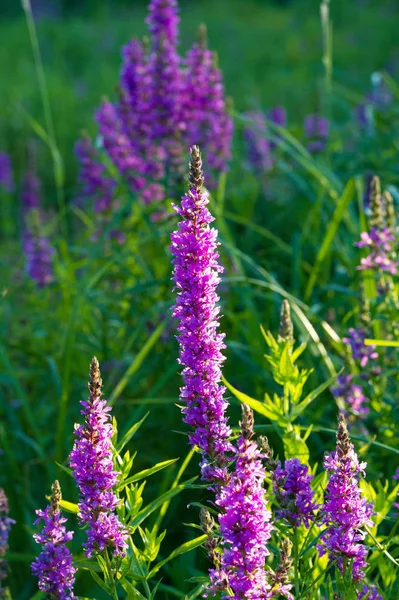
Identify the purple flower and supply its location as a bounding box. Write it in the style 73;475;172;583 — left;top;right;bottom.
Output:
0;152;13;193
244;110;274;173
272;458;318;527
21;170;55;287
31;481;76;599
343;328;378;369
304;114;329;153
183;26;232;186
331;374;370;417
319;415;374;582
170;146;232;483
211;405;272;599
69;358;128;558
355;227;397;274
358;584;383;600
269;106;287;128
0;489;14;595
75;136;116;213
76;0;232;209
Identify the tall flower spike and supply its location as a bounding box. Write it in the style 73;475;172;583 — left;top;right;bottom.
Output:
31;481;76;599
0;489;14;597
212;404;272;599
278;299;294;343
170;145;232;483
69;358;128;557
318;415;374;582
0;152;13;193
268;538;294;600
368;176;383;229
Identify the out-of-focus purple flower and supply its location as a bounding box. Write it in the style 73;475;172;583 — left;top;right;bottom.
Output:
343;328;378;369
319;415;374;582
69;357;128;558
358;584;383;600
393;468;399;511
355;227;397;274
211;405;272;599
331;374;370;417
0;489;14;595
31;481;76;599
75;136;116;213
0;152;13;193
304;114;329;153
77;0;232;210
170;146;232;483
269;106;287;128
272;458;318;527
183;26;232;186
244;110;274;173
21;170;55;287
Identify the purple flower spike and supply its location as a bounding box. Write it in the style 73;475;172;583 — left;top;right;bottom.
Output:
273;458;318;527
343;328;378;369
355;227;398;274
21;168;55;287
304;114;329;153
31;481;76;600
146;0;179;49
211;405;272;599
358;584;383;600
69;358;128;558
75;136;116;213
269;106;287;128
244;110;274;173
0;152;14;193
319;415;374;582
170;146;232;483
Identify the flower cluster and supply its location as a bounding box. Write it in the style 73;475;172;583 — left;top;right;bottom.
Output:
69;357;128;557
358;584;383;600
304;114;329;153
0;152;13;193
76;0;232;217
356;228;397;273
331;374;370;418
31;481;76;599
272;458;318;527
243;107;287;174
212;404;273;599
319;415;374;582
21;168;55;287
343;328;378;369
0;489;14;596
170;146;232;483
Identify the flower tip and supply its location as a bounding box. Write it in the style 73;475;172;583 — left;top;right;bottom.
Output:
188;145;204;191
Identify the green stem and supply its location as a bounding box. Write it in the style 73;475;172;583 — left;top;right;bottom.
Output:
104;549;119;600
293;528;300;597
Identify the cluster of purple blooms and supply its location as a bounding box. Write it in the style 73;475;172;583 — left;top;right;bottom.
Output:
272;458;318;527
331;373;370;418
21;168;55;287
356;227;397;274
31;481;76;599
212;405;273;599
69;357;128;558
319;416;374;582
76;0;232;227
243;107;287;174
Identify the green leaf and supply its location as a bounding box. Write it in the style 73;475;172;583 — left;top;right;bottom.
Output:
129;479;197;529
365;338;399;347
283;428;309;462
147;535;207;579
59;500;79;514
116;413;149;453
118;458;179;490
304;178;355;301
223;376;287;426
290;371;340;420
89;570;113;594
55;462;73;477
